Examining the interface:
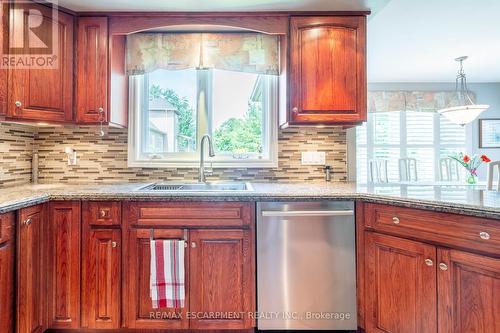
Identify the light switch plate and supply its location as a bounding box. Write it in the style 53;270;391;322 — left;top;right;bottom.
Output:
301;151;326;165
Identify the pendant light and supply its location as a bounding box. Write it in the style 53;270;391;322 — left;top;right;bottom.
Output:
438;56;489;126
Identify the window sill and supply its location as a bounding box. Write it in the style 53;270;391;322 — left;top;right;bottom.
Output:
127;159;278;169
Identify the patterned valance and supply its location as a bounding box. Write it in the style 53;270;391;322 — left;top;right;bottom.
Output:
368;91;476;113
126;32;280;76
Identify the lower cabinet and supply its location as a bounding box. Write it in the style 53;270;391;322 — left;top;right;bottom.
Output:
0;212;15;333
81;201;121;329
17;204;47;333
190;229;254;329
365;232;437;333
81;228;121;329
47;201;81;329
124;228;189;329
123;228;254;330
364;231;500;333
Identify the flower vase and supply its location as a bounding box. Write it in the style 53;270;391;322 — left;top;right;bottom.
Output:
466;173;478;185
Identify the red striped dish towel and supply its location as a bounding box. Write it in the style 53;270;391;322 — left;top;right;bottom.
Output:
150;239;185;309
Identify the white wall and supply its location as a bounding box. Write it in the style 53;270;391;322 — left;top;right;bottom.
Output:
364;82;500;181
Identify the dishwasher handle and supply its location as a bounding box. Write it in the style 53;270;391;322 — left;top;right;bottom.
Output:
261;210;354;217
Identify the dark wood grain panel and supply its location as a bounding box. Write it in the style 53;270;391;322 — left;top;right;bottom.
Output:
83;201;121;226
123;228;189;329
81;228;121;329
17;204;47;333
438;249;500;333
190;229;254;329
365;232;437;333
7;3;74;123
47;201;81;329
365;203;500;257
288;16;366;125
76;16;109;123
0;212;15;333
124;202;254;228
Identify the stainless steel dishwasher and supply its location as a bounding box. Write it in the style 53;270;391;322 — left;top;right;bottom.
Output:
257;201;357;330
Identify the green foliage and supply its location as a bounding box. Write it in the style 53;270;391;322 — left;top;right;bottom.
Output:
214;102;263;153
149;84;195;151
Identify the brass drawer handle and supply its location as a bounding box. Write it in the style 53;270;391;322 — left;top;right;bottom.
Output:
479;232;490;240
392;217;400;224
439;263;448;271
424;259;433;266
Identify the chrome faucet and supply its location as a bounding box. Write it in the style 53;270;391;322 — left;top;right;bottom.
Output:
198;134;215;183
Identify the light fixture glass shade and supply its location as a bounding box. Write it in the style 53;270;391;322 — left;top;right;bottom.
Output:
438;104;489;126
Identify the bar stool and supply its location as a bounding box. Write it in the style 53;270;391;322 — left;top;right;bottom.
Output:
487;161;500;191
399;158;418;182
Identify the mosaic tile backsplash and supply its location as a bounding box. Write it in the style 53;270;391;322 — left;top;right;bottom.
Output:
0;123;35;186
1;124;347;185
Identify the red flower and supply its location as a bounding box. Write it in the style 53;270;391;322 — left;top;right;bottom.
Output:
481;155;491;163
463;155;470;163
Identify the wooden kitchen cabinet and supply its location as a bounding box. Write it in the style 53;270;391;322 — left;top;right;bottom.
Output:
438;249;500;333
76;17;109;124
0;212;15;333
17;204;47;333
47;201;81;329
190;229;255;329
0;2;8;116
123;228;189;329
286;16;366;126
364;232;437;333
7;3;74;123
81;201;122;328
81;228;121;329
360;203;500;333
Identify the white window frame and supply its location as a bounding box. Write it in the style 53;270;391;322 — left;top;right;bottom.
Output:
356;111;466;182
128;70;278;168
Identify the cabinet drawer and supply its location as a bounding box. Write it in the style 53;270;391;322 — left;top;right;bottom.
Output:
83;201;121;226
365;203;500;256
124;202;254;228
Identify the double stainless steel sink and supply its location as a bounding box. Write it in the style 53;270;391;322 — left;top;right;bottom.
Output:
139;182;253;192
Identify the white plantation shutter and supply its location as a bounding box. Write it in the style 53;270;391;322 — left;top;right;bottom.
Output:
357;91;467;182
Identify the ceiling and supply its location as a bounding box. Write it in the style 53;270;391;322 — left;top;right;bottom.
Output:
368;0;500;82
54;0;499;82
54;0;384;13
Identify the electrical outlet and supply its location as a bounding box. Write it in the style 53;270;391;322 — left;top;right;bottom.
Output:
301;151;326;165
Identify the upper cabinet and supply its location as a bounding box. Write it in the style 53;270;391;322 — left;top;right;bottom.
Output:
286;16;367;126
76;17;108;124
7;3;74;122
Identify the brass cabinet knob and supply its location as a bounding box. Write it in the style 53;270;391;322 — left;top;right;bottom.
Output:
424;259;433;266
98;107;104;113
479;232;490;240
100;209;107;218
15;101;22;108
191;242;196;248
292;107;298;113
24;218;32;226
111;241;118;248
439;263;448;271
392;217;400;224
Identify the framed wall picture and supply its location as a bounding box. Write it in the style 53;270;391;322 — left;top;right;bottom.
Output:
479;118;500;148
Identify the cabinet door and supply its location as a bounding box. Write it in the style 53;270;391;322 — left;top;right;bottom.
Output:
8;3;73;122
0;2;8;116
123;228;189;329
81;228;121;329
76;17;108;123
190;229;254;329
438;249;500;333
47;201;81;329
289;16;366;125
0;212;15;333
365;232;437;333
17;204;46;333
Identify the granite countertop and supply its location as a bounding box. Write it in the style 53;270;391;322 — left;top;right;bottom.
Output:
0;182;499;219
